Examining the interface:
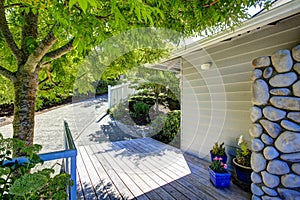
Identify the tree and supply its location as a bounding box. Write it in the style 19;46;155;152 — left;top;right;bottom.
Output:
0;0;271;149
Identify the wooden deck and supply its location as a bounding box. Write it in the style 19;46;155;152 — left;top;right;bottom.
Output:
76;138;251;200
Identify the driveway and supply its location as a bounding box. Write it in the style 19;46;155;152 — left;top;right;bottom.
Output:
0;94;136;154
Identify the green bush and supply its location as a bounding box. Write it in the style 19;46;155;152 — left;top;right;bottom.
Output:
110;102;135;125
130;102;150;125
152;110;180;145
133;102;150;115
0;134;72;200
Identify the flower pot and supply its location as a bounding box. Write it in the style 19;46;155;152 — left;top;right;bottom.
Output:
233;158;252;184
208;167;231;188
210;151;228;163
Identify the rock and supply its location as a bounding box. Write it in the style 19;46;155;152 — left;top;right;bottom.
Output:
277;188;300;200
260;119;282;138
263;67;273;79
292;45;300;62
267;160;290;175
270;88;291;96
252;79;269;105
261;134;274;145
292;163;300;175
252;195;261;200
252;139;264;152
263;146;279;160
251;69;263;80
251;172;262;183
294;63;300;75
262;196;281;200
287;112;300;123
275;131;300;153
281;153;300;162
261;171;280;188
269;72;297;87
281;120;300;131
270;97;300;111
282;174;300;188
271;49;293;73
262;106;286;121
262;186;278;197
251;153;267;172
252;56;271;68
251;183;264;196
249;123;263;138
251;194;261;200
293;80;300;97
250;106;262;122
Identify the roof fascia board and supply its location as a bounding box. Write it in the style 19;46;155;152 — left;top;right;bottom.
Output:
170;0;300;59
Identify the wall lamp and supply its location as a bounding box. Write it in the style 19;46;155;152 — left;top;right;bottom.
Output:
200;62;212;70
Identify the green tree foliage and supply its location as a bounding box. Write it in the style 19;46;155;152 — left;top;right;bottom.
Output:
133;68;180;112
0;0;271;147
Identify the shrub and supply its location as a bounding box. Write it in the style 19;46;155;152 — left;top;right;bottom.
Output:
129;102;150;125
110;102;135;125
152;110;180;144
133;102;150;115
0;134;72;200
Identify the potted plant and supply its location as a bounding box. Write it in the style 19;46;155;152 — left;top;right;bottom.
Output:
232;135;252;184
208;157;231;188
210;142;227;163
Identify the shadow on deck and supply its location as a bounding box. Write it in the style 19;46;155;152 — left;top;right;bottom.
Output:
76;138;251;200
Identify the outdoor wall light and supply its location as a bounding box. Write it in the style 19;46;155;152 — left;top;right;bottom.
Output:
200;62;212;70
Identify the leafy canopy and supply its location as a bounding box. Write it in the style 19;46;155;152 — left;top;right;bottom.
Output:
0;0;271;107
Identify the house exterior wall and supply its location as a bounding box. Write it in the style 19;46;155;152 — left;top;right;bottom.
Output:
181;13;300;164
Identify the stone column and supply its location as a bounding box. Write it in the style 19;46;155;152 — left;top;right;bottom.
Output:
250;45;300;199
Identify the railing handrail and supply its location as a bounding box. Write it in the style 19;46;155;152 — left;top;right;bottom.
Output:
64;120;76;150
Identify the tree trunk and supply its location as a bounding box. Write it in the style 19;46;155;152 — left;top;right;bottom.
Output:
13;68;39;148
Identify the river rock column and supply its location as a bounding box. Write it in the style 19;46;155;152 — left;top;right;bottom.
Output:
250;45;300;200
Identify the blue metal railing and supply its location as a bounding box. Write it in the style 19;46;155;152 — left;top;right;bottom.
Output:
39;120;77;200
3;120;77;200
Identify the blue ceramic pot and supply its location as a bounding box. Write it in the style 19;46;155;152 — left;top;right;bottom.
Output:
208;167;231;188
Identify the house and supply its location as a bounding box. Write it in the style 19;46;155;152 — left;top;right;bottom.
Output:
152;0;300;160
152;1;300;198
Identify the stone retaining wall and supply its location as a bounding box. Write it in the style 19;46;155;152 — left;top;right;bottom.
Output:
250;45;300;199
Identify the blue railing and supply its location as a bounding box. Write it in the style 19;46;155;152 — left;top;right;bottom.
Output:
4;120;77;200
39;120;77;200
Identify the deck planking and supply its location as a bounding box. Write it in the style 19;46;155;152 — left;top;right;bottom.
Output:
76;138;251;200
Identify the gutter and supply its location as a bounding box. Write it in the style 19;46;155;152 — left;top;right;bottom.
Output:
166;0;300;60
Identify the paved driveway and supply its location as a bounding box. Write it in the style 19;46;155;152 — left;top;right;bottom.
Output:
0;94;136;154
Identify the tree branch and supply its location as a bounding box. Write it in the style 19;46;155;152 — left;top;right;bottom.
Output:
21;10;39;57
4;3;25;9
203;0;220;7
23;31;57;73
42;38;74;65
0;1;22;62
0;65;16;82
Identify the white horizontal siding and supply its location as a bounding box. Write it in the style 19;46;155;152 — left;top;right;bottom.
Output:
181;13;300;160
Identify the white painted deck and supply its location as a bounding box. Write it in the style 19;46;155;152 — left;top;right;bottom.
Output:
76;138;251;200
